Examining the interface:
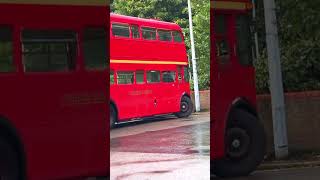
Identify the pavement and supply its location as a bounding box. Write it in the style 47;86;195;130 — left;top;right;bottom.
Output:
213;167;320;180
110;112;210;180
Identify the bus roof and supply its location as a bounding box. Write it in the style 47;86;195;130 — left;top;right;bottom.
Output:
0;0;108;6
111;13;182;31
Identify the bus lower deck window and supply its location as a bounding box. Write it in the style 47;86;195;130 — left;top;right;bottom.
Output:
110;70;114;84
183;67;190;82
0;27;14;72
136;70;144;84
147;70;160;83
117;71;134;84
162;71;176;83
22;30;76;72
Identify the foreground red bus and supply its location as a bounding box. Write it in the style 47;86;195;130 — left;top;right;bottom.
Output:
0;1;108;179
110;14;193;127
211;0;266;177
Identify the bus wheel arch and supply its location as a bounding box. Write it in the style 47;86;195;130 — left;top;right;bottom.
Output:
175;94;193;118
0;115;26;180
213;98;266;177
110;101;118;128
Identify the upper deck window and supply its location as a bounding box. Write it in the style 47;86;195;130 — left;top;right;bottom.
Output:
214;15;227;35
158;30;172;42
142;27;156;40
22;30;77;72
172;31;183;42
112;24;130;38
0;27;14;72
131;25;140;39
83;28;107;70
236;15;253;66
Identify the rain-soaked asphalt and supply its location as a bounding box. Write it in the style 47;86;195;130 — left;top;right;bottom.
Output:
110;112;210;180
213;167;320;180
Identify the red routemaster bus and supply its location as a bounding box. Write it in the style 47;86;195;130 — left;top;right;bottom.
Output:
0;1;108;179
211;0;266;177
110;13;193;127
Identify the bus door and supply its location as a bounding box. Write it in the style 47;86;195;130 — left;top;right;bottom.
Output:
145;69;162;116
160;67;178;114
212;13;235;157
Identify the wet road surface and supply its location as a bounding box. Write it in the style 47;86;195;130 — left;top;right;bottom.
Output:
213;167;320;180
110;112;210;180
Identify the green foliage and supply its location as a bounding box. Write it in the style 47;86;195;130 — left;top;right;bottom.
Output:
255;0;320;93
112;0;210;90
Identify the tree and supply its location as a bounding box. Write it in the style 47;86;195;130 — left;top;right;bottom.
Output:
255;0;320;93
112;0;210;90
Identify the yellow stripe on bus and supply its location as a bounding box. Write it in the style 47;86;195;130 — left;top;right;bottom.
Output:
0;0;108;6
110;60;188;65
210;1;252;10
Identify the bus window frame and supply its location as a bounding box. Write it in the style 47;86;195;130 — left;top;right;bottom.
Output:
110;69;115;85
82;26;108;72
141;26;157;41
157;28;173;43
135;70;145;84
130;24;141;40
20;27;80;75
161;70;176;83
0;25;16;73
172;31;184;44
111;22;131;39
116;70;135;85
213;14;232;66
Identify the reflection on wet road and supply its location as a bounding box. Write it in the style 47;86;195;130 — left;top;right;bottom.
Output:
110;112;210;180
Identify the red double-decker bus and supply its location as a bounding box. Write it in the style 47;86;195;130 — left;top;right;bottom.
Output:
110;13;193;127
0;1;108;179
211;0;266;177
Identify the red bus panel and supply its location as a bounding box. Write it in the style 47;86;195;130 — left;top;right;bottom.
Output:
0;1;108;179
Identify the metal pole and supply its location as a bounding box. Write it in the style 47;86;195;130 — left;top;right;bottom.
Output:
188;0;200;112
263;0;288;159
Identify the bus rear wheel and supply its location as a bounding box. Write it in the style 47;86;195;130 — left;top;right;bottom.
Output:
175;96;193;118
0;137;20;180
110;105;117;129
213;109;266;178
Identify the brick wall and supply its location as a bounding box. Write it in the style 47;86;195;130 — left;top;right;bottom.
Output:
190;90;210;111
257;91;320;153
193;90;320;152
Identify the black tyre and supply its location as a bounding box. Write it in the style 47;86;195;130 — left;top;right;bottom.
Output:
0;137;20;180
213;109;266;178
110;105;117;129
175;96;193;118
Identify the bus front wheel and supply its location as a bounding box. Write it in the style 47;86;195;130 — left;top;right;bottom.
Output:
0;137;20;180
213;109;266;177
175;96;193;118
